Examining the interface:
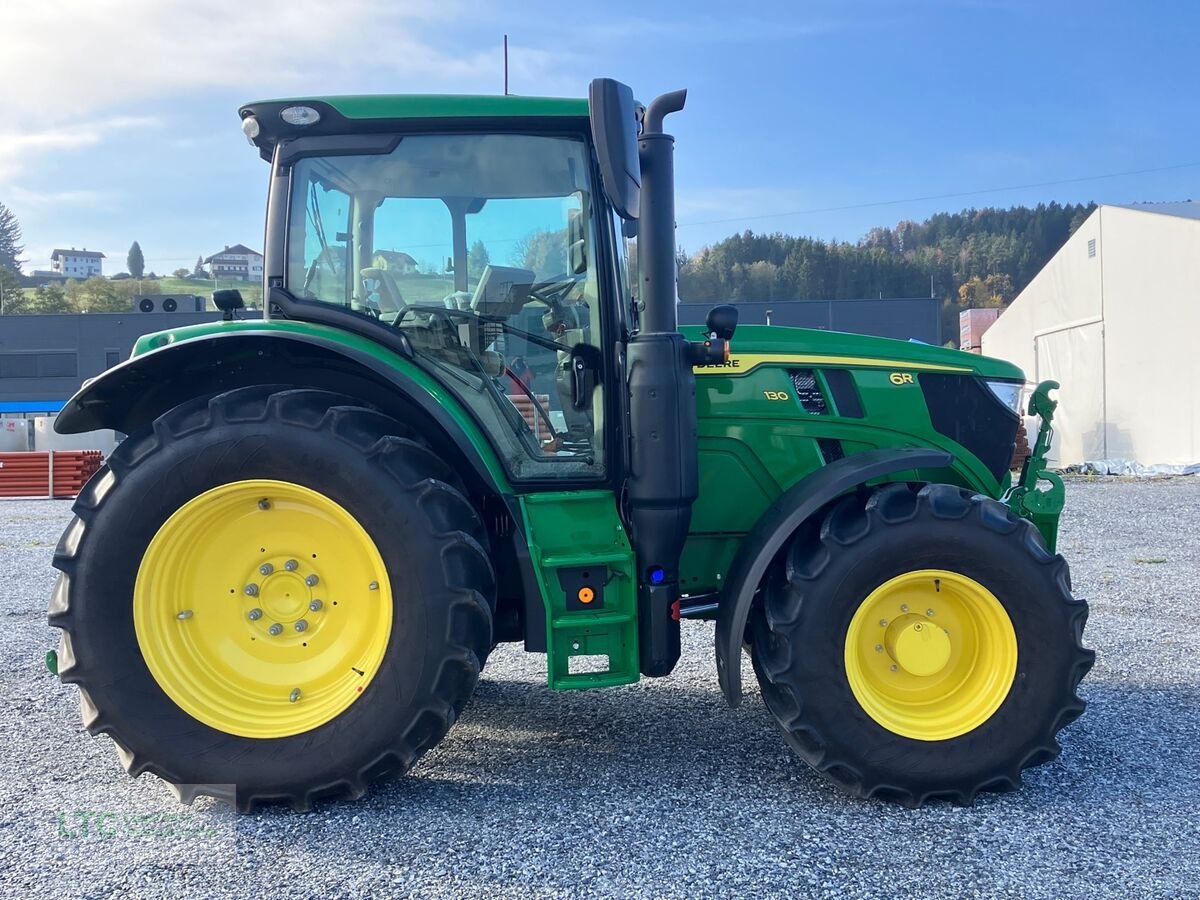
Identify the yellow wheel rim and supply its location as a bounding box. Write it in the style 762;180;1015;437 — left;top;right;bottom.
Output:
844;569;1017;741
134;479;392;739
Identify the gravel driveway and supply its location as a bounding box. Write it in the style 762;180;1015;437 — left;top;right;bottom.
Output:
1;478;1198;898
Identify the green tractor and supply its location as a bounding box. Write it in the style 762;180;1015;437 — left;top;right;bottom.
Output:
47;80;1092;811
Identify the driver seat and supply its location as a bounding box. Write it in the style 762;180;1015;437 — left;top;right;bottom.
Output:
360;267;405;315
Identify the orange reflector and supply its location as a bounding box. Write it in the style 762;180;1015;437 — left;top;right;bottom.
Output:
578;586;595;604
723;341;731;362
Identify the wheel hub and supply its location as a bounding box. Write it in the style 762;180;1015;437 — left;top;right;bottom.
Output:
245;562;323;639
886;616;952;677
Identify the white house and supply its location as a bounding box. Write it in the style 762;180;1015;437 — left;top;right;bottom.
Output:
982;202;1200;469
204;244;264;282
50;248;105;278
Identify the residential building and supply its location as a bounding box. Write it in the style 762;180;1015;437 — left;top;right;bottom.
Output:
50;249;105;278
983;202;1200;468
204;244;264;282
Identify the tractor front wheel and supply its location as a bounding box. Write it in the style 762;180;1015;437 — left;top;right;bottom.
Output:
49;386;495;811
750;482;1093;806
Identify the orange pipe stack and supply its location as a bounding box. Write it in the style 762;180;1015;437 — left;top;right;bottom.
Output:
0;451;104;498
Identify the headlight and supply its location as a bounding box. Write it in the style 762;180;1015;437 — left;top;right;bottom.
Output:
985;380;1023;414
240;115;261;141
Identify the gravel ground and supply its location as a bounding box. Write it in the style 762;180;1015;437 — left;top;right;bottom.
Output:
1;478;1198;898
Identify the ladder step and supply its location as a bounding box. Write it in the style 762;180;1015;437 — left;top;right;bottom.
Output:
551;612;634;628
540;552;631;568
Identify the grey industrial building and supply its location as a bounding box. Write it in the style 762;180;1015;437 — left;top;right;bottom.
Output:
0;309;219;415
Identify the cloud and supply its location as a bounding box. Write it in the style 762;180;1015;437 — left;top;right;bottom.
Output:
0;1;579;187
9;187;118;209
0;116;160;181
1;0;566;119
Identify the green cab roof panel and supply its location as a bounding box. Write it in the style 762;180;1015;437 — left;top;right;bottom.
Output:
247;94;590;121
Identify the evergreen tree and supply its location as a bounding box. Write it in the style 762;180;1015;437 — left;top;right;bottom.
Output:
127;241;145;278
193;255;207;278
0;202;23;273
467;239;490;277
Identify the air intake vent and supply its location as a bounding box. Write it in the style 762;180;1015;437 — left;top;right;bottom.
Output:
789;369;828;415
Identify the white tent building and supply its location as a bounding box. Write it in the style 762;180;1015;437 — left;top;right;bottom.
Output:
982;202;1199;470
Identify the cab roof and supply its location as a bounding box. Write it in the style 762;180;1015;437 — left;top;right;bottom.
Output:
238;94;591;158
261;94;590;119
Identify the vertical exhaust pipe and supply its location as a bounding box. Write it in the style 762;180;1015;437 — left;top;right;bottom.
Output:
626;88;695;677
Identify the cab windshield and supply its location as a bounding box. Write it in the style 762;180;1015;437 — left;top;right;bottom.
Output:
285;132;606;481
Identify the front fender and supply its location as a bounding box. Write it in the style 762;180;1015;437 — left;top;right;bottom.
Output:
715;447;954;706
56;327;510;494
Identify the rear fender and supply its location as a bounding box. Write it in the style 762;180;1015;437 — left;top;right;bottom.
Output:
55;330;510;495
715;447;954;706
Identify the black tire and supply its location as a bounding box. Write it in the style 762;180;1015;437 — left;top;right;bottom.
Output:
48;386;495;812
750;482;1093;807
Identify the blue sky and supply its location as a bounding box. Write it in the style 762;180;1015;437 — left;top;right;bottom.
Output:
3;0;1197;274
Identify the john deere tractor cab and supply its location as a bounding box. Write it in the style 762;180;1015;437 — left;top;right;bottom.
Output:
48;80;1091;812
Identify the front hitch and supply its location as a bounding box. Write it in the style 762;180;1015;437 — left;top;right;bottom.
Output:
1004;380;1065;552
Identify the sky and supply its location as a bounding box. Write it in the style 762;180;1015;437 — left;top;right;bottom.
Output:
2;0;1198;274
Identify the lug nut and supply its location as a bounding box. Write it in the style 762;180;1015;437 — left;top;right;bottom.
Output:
875;643;883;652
308;599;323;612
259;563;274;576
258;499;271;510
305;574;319;587
900;604;909;613
176;610;193;620
289;688;301;703
890;664;899;673
926;608;935;617
268;623;283;636
294;619;308;632
368;581;379;591
879;618;888;627
244;583;259;597
284;559;299;572
247;608;263;621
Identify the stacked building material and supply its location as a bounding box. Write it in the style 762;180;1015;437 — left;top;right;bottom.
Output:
0;450;104;498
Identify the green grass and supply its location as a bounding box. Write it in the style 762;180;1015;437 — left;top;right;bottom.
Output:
154;277;264;310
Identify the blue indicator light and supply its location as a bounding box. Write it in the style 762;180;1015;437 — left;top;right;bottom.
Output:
648;567;666;585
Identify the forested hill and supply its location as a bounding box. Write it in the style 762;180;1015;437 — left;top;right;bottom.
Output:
676;202;1096;344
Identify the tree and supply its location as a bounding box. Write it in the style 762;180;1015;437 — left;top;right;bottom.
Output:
172;267;190;278
70;276;124;312
513;228;567;277
193;255;207;278
0;266;22;313
0;202;23;273
127;241;145;278
467;239;490;277
28;283;73;313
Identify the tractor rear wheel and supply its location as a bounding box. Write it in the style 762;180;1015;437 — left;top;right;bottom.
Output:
48;386;495;811
750;482;1093;806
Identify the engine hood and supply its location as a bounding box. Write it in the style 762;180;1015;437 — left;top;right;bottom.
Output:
680;324;1025;382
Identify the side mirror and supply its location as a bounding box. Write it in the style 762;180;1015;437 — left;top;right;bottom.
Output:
212;289;245;321
568;208;587;275
706;304;738;340
588;78;640;220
